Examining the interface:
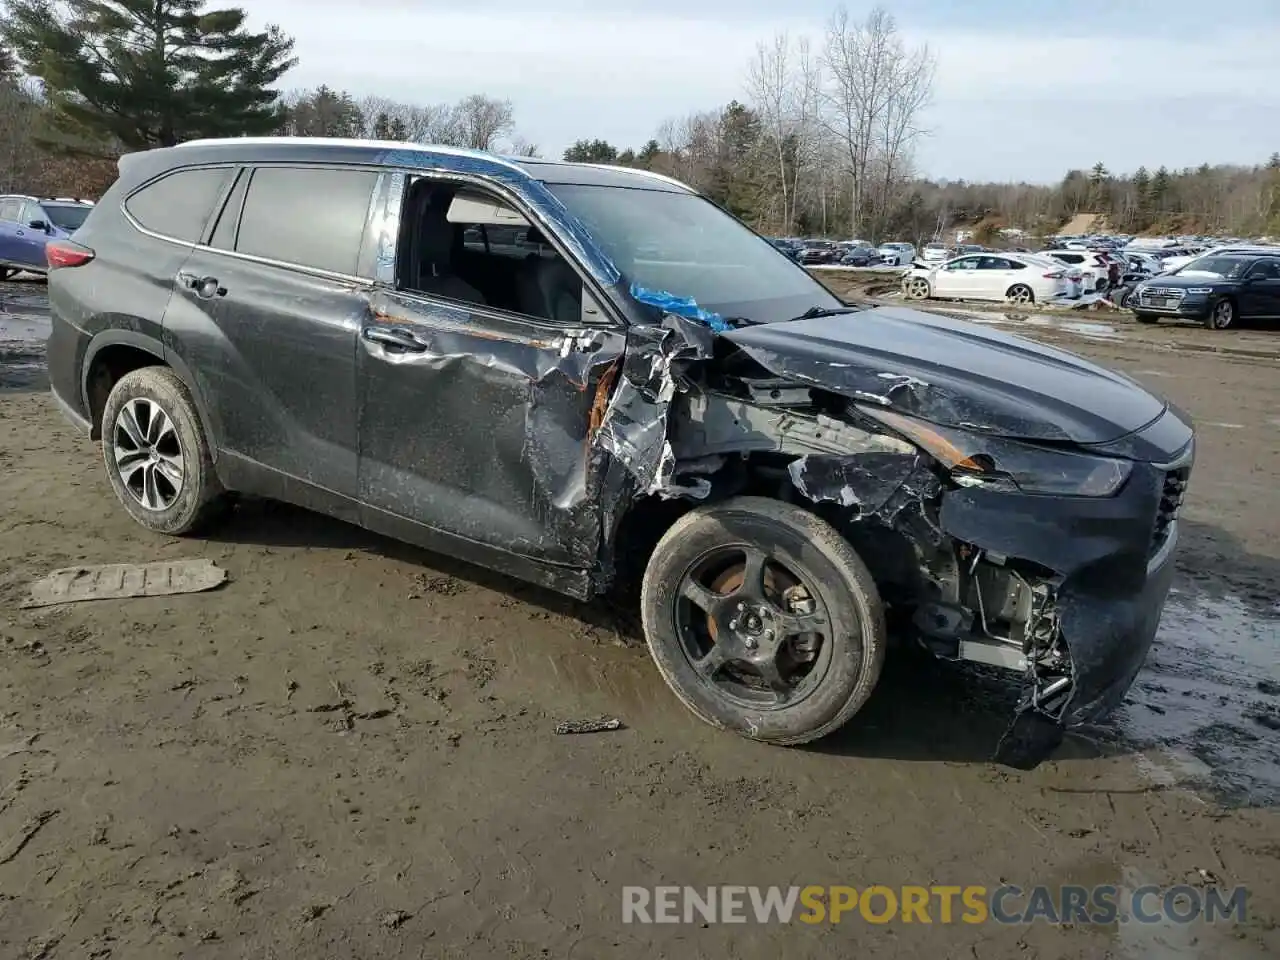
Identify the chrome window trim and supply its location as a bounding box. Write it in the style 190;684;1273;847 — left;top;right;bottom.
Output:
119;162;377;287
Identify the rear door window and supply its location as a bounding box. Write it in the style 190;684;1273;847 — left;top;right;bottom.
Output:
235;166;378;276
0;199;19;221
125;167;232;243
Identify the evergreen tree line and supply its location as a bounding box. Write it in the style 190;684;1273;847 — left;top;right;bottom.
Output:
0;0;1275;240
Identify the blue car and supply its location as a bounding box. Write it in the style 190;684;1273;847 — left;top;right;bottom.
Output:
0;195;95;278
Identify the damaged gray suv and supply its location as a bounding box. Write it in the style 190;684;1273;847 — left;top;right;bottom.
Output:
46;137;1193;764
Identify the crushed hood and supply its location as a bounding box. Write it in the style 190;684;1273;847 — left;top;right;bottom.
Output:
722;306;1167;444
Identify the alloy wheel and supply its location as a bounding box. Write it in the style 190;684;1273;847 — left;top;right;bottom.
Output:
1212;300;1234;329
111;397;186;511
674;545;833;709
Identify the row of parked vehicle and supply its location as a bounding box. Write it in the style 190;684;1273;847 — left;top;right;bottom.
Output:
770;237;918;267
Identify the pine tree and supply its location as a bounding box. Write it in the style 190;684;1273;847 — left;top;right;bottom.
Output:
2;0;297;150
1150;166;1171;214
563;139;618;163
1131;165;1151;230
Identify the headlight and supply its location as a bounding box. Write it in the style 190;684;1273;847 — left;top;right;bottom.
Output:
1184;287;1213;295
860;408;1132;497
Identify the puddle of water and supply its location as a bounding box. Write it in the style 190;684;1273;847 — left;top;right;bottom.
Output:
1115;589;1280;805
0;314;50;342
941;308;1125;342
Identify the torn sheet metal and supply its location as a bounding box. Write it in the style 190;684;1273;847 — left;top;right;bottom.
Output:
593;315;714;499
786;452;919;515
22;559;227;608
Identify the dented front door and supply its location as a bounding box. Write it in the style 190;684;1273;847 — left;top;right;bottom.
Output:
356;288;626;566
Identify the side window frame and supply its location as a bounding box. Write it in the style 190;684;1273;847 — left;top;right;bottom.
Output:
376;170;620;329
197;163;384;283
122;164;236;245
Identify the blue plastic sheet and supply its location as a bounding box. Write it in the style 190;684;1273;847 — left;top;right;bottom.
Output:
629;283;731;333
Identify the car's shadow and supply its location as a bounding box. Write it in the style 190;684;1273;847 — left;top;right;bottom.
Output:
205;498;1277;795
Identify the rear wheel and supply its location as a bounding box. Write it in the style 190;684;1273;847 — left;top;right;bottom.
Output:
101;366;228;535
1007;284;1035;305
640;496;886;745
1207;298;1236;330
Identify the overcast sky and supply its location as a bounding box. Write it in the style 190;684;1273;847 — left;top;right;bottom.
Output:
246;0;1280;184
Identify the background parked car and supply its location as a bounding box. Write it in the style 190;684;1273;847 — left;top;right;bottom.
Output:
876;242;915;266
1042;249;1113;292
799;239;841;265
921;241;950;263
904;252;1082;304
839;245;876;266
0;195;94;277
1132;253;1280;330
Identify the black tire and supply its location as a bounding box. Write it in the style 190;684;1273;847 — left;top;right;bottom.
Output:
100;366;228;535
1135;313;1159;324
1206;298;1236;330
640;496;886;745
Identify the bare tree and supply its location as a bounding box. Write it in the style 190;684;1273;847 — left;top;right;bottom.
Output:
453;94;514;151
745;32;823;233
821;5;933;237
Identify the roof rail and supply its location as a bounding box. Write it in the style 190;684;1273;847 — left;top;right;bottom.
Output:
174;136;527;175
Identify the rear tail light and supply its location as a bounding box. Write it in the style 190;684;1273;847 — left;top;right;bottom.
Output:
1043;271;1064;279
46;239;94;269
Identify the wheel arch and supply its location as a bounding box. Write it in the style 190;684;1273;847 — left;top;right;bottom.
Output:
82;330;216;454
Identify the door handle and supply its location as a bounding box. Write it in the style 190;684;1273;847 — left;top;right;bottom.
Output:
177;271;225;300
15;230;23;237
363;326;427;352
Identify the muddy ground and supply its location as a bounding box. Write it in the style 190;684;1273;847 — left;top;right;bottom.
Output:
0;276;1277;958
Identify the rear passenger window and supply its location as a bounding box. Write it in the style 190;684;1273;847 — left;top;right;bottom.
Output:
125;167;230;243
0;199;18;221
235;167;377;276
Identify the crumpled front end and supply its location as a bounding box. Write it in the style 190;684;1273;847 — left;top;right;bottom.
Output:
588;301;1193;767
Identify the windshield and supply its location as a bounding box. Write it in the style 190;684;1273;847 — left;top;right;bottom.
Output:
546;184;839;322
40;203;91;232
1175;256;1248;278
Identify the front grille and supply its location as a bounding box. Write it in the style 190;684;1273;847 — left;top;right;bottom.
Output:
1138;287;1185;309
1151;467;1189;555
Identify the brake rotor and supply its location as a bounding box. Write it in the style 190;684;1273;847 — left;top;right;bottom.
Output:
705;558;799;642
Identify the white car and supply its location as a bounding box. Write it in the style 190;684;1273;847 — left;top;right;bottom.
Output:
921;241;950;263
1042;250;1116;292
903;252;1082;304
877;242;916;266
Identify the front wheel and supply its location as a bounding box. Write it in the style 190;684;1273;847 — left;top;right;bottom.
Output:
904;277;931;300
1006;284;1035;305
1207;298;1236;330
101;366;229;535
640;496;886;745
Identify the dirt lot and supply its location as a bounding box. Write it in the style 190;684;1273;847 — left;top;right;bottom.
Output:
0;279;1278;958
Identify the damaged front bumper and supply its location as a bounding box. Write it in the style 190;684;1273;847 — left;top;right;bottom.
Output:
933;448;1190;736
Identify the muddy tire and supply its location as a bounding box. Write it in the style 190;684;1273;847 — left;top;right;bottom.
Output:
101;366;228;535
1206;298;1236;330
640;496;885;745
